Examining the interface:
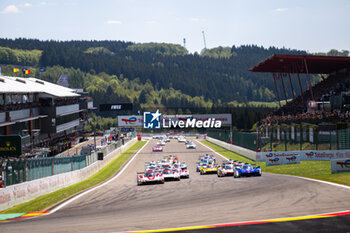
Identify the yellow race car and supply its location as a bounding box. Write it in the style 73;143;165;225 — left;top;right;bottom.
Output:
200;164;218;175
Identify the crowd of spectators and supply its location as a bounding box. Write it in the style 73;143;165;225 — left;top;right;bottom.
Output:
260;110;350;125
275;69;350;116
262;68;350;125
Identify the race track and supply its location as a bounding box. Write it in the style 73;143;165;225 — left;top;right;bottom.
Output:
2;139;350;233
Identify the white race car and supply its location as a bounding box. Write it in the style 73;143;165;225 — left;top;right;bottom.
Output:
180;167;190;178
172;168;182;179
161;159;170;167
157;140;166;146
217;163;235;177
186;142;196;149
137;171;164;185
162;168;180;181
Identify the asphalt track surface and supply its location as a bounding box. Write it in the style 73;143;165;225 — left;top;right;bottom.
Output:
2;139;350;233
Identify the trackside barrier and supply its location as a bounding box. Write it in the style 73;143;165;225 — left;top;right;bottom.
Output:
257;150;350;162
0;137;137;211
3;140;125;186
206;136;257;161
265;153;301;166
331;158;350;174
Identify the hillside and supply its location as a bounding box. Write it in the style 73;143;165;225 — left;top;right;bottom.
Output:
0;38;315;104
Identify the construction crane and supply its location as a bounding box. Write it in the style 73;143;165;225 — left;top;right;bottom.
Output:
202;31;207;50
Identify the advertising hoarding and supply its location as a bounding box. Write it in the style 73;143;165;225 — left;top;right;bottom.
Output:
331;158;350;174
118;115;143;127
100;103;133;112
0;135;22;157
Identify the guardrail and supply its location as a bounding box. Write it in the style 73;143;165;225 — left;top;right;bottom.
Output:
0;137;136;211
206;136;257;161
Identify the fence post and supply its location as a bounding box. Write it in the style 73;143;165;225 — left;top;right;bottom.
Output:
315;126;319;150
336;129;339;150
71;156;74;171
24;158;28;182
52;157;55;175
284;126;287;151
300;124;303;151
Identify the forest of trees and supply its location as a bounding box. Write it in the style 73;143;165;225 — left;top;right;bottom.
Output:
0;38;317;103
0;38;347;129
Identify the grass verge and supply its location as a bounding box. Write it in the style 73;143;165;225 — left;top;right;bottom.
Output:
1;140;146;214
201;140;350;187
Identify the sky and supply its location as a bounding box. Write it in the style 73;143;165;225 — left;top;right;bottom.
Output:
0;0;349;54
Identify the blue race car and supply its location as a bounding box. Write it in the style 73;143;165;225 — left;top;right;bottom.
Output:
234;163;261;178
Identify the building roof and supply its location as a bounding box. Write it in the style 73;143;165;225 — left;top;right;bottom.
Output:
249;54;350;74
0;76;80;97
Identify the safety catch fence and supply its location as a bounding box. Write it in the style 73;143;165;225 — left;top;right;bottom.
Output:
1;138;129;186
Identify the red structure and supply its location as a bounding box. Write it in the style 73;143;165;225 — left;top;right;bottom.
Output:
250;54;350;108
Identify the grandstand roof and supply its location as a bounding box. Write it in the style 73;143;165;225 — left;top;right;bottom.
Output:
250;54;350;74
0;75;80;97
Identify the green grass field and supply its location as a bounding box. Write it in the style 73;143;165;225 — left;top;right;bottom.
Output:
1;141;146;214
201;140;350;187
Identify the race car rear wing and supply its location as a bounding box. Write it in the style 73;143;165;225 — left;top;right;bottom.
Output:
137;172;145;175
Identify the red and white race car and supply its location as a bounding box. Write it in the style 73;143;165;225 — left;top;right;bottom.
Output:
166;155;178;164
162;168;180;181
137;171;164;185
180;167;190;178
161;158;170;167
152;145;163;152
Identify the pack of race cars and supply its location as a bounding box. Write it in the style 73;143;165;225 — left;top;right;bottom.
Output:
197;154;262;178
140;137;261;186
137;155;190;185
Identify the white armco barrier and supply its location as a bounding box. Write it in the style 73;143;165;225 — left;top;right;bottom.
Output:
0;138;137;211
331;158;350;174
206;136;257;161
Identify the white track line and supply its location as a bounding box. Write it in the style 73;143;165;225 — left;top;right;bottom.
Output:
196;140;232;161
46;140;150;215
197;140;350;190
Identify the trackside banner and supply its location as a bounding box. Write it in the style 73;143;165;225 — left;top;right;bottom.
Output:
331;158;350;174
118;116;143;127
264;152;301;166
300;150;350;161
257;150;350;163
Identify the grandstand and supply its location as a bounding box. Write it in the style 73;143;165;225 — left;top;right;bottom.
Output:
0;75;95;156
250;54;350;151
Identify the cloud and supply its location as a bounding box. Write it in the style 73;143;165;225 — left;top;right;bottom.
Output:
107;20;122;24
145;20;158;25
2;5;20;14
274;8;288;12
40;2;56;6
24;3;32;7
190;17;201;22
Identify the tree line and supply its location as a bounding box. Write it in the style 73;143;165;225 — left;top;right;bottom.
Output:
0;38;315;103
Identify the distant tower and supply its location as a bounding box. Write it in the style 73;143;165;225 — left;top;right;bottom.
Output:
202;31;207;50
183;38;186;49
